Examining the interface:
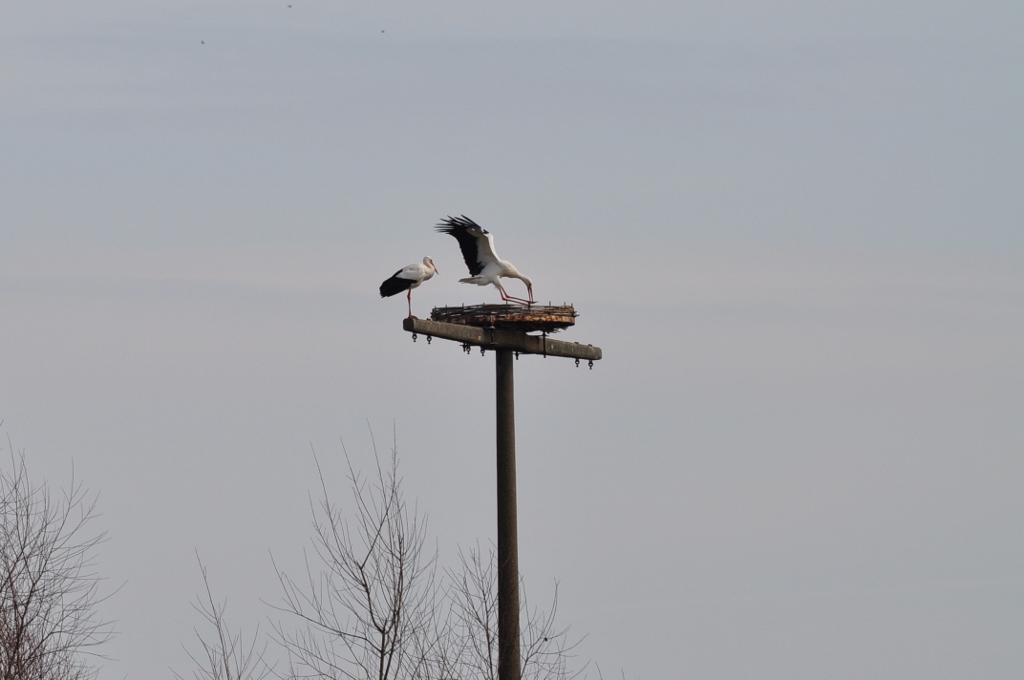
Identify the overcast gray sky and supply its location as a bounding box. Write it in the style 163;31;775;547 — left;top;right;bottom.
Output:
2;2;1022;678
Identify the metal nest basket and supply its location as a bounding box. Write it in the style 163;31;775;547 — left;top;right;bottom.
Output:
431;304;577;334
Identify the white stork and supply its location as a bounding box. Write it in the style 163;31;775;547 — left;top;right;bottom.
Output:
435;215;535;305
379;256;438;318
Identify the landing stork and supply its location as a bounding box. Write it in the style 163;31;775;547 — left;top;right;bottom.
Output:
379;256;438;318
435;215;534;305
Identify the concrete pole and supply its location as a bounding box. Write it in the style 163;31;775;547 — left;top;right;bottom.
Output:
495;349;522;680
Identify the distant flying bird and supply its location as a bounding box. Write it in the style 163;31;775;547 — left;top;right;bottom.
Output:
379;257;438;318
435;215;534;305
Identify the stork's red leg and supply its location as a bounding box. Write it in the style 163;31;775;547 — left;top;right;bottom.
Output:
499;286;532;306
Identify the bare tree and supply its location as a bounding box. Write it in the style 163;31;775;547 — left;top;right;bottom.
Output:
172;553;273;680
446;545;583;680
266;435;584;680
270;439;441;680
0;438;115;680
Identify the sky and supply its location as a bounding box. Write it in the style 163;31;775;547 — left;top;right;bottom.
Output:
2;1;1023;678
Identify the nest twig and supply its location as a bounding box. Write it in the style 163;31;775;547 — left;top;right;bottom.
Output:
430;304;577;333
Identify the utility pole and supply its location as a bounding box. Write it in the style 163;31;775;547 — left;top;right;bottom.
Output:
495;347;520;678
404;306;601;680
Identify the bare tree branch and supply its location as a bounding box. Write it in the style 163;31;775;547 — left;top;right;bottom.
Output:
268;440;442;680
445;543;585;680
171;551;273;680
264;433;591;680
1;437;116;680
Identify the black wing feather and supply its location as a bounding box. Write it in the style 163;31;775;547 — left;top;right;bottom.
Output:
379;271;415;298
435;215;488;276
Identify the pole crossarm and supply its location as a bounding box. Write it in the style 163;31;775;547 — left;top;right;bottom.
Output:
403;317;602;361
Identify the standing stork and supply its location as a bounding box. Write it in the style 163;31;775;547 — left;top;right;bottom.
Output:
435;215;534;305
379;256;438;318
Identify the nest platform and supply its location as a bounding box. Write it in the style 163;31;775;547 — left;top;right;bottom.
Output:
431;304;577;334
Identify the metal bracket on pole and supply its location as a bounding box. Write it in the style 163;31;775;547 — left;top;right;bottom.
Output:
402;317;602;362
